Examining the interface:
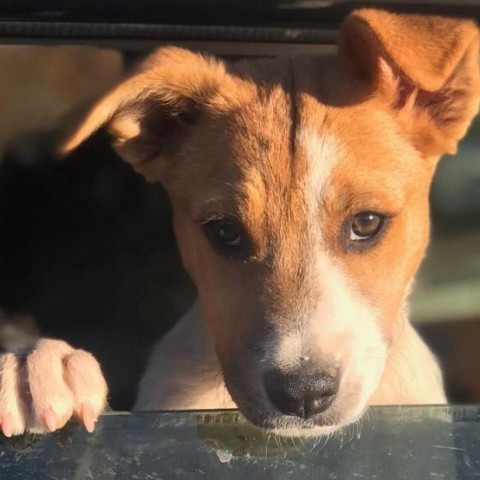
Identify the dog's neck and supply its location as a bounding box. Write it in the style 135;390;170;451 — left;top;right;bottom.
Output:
370;313;445;405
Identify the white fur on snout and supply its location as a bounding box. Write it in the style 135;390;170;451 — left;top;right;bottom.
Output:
262;130;346;372
270;253;386;385
311;254;387;403
307;130;387;412
265;129;387;420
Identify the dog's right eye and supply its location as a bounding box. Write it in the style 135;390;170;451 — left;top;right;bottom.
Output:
202;217;250;259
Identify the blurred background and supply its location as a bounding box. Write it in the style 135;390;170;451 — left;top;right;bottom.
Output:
0;44;478;410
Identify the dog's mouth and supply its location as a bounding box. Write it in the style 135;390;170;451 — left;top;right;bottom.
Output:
229;392;367;438
215;334;383;437
220;364;366;436
242;404;341;432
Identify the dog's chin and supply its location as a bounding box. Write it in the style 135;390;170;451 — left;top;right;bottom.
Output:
248;412;363;437
235;400;367;438
265;423;349;438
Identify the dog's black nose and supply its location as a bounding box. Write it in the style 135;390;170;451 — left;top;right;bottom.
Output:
263;368;339;419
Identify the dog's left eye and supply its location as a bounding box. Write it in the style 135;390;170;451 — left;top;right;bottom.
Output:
202;217;249;258
350;212;385;241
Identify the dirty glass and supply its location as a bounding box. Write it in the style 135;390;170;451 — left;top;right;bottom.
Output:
1;406;479;479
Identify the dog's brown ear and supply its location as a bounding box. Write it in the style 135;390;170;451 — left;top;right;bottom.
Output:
340;9;480;157
61;47;239;181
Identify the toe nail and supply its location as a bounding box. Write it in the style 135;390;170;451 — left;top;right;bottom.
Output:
2;415;13;437
43;410;57;432
80;404;96;433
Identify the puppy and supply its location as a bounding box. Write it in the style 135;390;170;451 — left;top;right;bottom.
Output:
1;9;478;437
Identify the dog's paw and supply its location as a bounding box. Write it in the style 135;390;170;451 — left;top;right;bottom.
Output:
0;339;107;437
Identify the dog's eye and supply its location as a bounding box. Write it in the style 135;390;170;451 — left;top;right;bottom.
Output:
350;212;384;241
202;217;249;258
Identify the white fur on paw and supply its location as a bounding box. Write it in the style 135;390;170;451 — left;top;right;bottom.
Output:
0;339;107;437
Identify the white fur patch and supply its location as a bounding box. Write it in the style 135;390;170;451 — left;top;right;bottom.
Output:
269;249;387;421
270;127;386;417
273;251;385;366
297;129;343;211
311;253;387;404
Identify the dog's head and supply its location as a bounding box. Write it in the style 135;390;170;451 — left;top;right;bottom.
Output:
63;10;480;434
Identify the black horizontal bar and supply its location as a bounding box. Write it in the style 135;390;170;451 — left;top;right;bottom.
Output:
0;1;479;28
0;21;337;44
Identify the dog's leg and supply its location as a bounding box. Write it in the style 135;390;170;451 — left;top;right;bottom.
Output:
370;321;446;405
135;303;235;411
0;339;107;436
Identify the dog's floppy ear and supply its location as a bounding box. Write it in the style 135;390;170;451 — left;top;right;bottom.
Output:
61;47;239;181
340;9;480;157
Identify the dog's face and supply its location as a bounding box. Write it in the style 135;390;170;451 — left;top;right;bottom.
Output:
64;10;480;434
167;88;434;432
